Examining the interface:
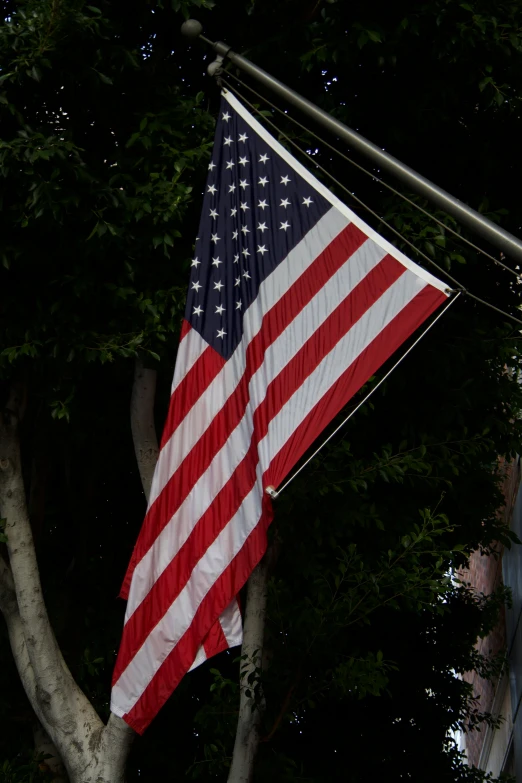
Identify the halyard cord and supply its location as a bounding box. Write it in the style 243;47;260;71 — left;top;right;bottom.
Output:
221;79;522;329
269;292;462;498
224;70;522;284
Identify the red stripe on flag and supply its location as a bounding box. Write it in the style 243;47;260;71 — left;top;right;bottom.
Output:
160;344;225;450
179;318;191;341
202;615;228;659
265;284;447;489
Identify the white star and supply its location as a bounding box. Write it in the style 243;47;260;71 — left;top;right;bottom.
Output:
191;257;200;267
232;230;239;240
281;175;290;185
236;300;242;310
192;305;203;316
234;277;241;286
207;184;217;195
257;222;268;233
215;304;226;315
222;111;231;122
208;161;216;171
224;136;233;146
240;179;249;190
191;281;201;292
231;207;238;217
303;196;313;207
242;248;250;258
257;245;268;256
241;225;250;235
243;270;251;279
280;221;290;231
234;254;239;263
214;280;224;291
238;132;248;142
226;160;235;170
259;153;269;164
229;183;236;193
240;202;249;212
280;198;290;208
209;208;219;219
258;199;268;210
239;156;249;166
212;256;222;267
211;233;220;244
217;328;226;339
258;176;269;187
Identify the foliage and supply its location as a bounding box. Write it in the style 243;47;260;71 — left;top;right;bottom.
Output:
0;753;53;783
1;0;522;781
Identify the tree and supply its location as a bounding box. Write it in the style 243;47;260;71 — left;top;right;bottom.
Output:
1;0;522;781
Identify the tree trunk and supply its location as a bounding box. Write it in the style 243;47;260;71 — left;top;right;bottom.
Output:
227;558;269;783
130;358;159;502
0;386;136;782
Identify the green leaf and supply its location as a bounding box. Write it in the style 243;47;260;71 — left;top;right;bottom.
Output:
94;70;113;85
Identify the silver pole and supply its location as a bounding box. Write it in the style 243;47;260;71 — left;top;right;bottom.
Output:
181;20;522;265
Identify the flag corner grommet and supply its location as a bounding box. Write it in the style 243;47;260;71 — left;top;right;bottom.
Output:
265;486;279;499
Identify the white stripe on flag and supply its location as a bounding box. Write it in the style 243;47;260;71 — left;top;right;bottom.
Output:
170;327;208;394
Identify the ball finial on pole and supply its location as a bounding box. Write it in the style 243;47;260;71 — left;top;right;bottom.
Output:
180;19;203;40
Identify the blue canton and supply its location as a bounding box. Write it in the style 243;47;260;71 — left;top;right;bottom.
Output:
185;95;331;360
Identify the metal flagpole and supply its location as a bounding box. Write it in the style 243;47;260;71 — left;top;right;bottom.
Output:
181;19;522;265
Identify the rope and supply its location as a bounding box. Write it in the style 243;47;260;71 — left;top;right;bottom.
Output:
268;292;462;499
224;70;522;283
221;79;522;329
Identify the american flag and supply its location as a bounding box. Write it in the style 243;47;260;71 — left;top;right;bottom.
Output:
110;90;450;733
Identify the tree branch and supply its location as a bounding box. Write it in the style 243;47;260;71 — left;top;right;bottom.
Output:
0;552;49;732
0;400;106;779
100;713;136;777
0;551;16;616
130;358;159;503
227;558;269;783
91;358;163;772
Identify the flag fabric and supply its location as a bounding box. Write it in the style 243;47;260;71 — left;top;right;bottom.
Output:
110;89;450;733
